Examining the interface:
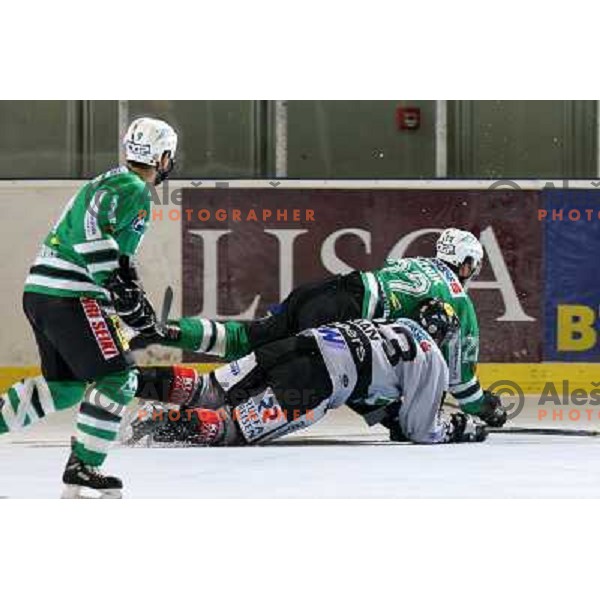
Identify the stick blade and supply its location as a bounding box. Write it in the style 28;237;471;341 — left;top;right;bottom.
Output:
159;286;174;326
489;426;600;437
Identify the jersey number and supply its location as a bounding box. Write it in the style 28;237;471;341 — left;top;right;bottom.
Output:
381;327;417;367
387;273;431;297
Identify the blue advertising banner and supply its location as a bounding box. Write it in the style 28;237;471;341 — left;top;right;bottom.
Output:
543;189;600;361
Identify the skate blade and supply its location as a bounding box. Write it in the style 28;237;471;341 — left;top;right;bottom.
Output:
61;485;123;499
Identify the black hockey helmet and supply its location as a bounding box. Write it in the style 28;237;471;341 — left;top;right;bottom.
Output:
416;298;460;346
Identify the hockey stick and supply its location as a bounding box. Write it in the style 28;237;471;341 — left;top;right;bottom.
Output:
489;426;600;437
159;285;174;327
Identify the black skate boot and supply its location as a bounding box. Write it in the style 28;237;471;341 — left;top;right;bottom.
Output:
123;403;165;446
152;407;241;446
152;408;226;446
61;441;123;499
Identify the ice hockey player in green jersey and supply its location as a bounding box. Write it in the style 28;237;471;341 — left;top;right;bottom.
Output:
137;228;507;430
0;117;178;498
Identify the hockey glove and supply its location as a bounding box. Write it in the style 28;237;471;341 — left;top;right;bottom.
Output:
129;321;182;348
446;413;488;443
124;298;158;336
105;257;157;336
477;390;508;428
105;256;143;316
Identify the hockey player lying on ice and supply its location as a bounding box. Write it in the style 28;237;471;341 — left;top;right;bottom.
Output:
134;228;507;429
126;299;489;447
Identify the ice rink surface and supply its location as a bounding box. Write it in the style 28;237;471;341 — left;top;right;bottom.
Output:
2;399;600;498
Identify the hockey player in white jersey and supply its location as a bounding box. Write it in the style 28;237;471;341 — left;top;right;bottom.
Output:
134;228;506;429
129;299;488;447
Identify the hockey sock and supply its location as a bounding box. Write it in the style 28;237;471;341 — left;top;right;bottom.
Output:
162;317;250;361
0;378;85;434
73;369;138;467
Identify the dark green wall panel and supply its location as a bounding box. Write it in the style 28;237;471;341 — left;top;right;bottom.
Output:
285;100;436;178
0;100;597;179
128;100;260;178
0;101;74;177
448;100;597;178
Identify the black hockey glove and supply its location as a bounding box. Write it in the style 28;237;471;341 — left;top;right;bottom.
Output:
124;298;157;336
446;413;488;443
105;256;142;314
476;390;508;428
129;322;182;349
105;256;156;336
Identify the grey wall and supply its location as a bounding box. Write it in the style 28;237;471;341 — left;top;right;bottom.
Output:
128;101;261;177
448;100;597;178
0;100;596;179
284;101;436;178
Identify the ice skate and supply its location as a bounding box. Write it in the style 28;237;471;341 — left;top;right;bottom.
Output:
121;402;165;446
153;407;226;446
61;444;123;499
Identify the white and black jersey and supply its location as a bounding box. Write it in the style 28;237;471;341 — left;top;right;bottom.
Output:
308;318;449;443
210;317;450;445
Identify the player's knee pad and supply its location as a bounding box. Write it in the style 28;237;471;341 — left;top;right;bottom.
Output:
94;369;139;406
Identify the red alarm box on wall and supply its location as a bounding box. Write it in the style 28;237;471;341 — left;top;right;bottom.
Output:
396;106;421;130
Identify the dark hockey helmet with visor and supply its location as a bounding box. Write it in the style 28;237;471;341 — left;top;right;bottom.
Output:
417;298;460;346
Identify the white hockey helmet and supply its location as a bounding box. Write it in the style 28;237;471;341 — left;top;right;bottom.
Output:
123;117;178;181
436;228;484;281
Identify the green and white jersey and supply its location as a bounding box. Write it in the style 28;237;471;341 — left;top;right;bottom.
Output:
360;257;483;412
24;167;152;301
